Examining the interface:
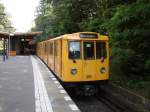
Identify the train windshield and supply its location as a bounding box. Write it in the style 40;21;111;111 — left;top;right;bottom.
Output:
96;42;107;59
69;41;81;59
84;42;94;59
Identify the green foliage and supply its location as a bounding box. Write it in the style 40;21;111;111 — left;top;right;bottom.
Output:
33;0;150;76
0;3;6;31
33;0;123;39
0;3;13;32
106;1;150;75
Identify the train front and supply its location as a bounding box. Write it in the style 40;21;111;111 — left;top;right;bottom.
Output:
62;32;109;95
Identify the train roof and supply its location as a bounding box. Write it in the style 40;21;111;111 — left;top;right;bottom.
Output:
41;32;108;43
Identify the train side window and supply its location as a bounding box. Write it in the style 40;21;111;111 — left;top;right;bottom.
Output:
45;44;47;53
84;42;95;60
54;42;57;56
69;41;81;59
96;42;107;59
50;43;53;54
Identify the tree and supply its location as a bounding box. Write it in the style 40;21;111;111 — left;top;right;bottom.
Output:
0;3;12;31
33;0;150;76
105;0;150;75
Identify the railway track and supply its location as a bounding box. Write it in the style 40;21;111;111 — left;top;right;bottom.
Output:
43;59;120;112
48;69;129;112
47;68;149;112
44;61;149;112
66;88;123;112
69;95;114;112
66;84;145;112
95;91;125;112
41;55;149;112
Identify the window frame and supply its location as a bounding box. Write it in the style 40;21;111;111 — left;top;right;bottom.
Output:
96;41;107;59
54;41;57;56
49;42;53;55
83;41;95;60
68;40;82;60
45;43;47;53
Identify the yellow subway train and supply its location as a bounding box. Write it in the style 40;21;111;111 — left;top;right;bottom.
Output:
37;32;109;95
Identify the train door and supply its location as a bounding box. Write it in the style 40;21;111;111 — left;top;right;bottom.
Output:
46;42;49;64
54;40;62;78
52;41;55;71
49;42;53;70
41;42;45;60
44;42;47;64
83;41;96;81
63;40;83;81
95;41;109;80
47;41;50;67
54;41;57;72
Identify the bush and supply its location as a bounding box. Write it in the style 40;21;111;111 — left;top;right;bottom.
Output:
106;1;150;76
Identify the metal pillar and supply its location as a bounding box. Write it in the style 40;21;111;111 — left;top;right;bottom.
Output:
6;38;8;59
3;38;6;61
9;34;10;57
2;38;9;61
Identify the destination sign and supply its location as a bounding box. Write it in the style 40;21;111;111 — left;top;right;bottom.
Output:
80;33;98;38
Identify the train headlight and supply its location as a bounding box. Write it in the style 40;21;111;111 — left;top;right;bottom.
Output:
100;67;106;73
71;68;77;75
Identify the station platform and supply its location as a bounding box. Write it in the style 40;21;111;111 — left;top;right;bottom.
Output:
0;56;80;112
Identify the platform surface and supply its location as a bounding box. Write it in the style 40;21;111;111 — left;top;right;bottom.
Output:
0;56;80;112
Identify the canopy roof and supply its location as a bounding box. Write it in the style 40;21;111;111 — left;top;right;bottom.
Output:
0;31;42;38
0;32;8;38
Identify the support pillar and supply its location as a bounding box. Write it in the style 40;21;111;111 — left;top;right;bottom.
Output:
3;38;8;61
3;38;6;61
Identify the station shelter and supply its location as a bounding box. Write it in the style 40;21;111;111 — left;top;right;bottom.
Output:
0;32;42;57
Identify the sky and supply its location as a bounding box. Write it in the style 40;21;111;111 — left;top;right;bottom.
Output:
0;0;40;32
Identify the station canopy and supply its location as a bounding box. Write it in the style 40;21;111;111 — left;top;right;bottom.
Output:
0;31;42;39
0;31;42;55
0;32;9;38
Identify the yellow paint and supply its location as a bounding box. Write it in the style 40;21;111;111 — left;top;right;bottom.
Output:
37;32;109;82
